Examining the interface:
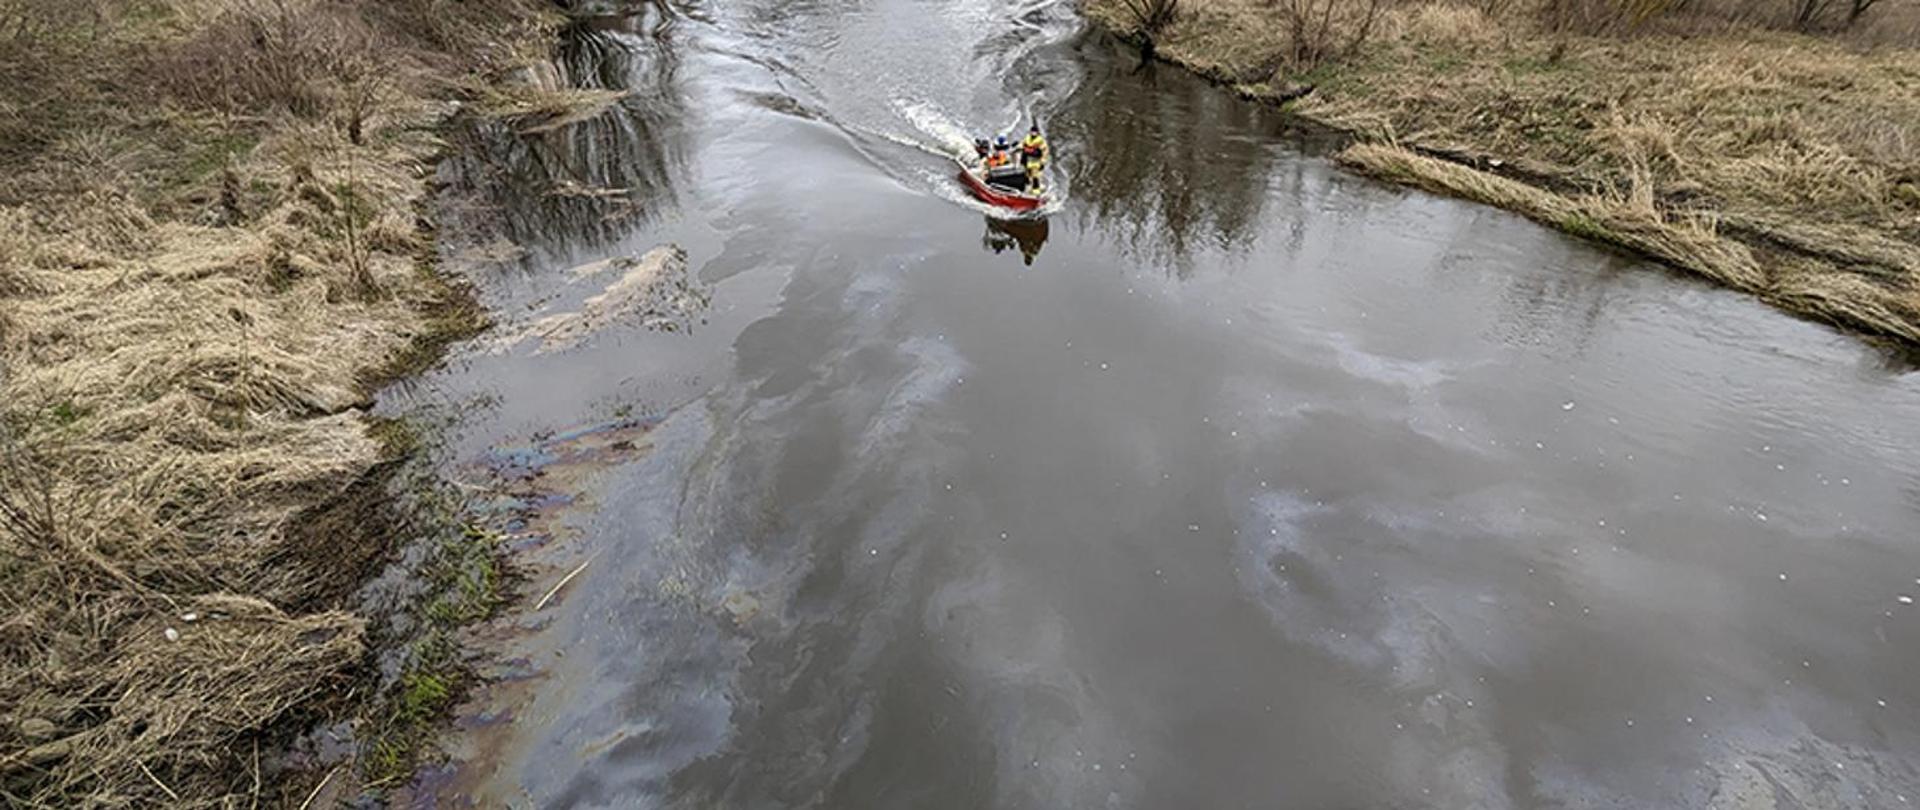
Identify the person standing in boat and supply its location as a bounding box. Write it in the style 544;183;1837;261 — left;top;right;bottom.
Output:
1020;124;1049;170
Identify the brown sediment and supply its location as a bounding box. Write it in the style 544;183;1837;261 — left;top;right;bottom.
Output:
1081;0;1920;348
485;244;711;355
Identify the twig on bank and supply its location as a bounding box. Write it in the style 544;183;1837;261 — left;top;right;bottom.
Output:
297;766;340;810
535;557;595;611
250;739;261;810
136;761;179;802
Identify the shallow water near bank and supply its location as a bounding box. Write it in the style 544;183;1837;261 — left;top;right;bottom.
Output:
385;0;1920;806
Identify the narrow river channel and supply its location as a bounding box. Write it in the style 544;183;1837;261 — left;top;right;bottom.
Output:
386;0;1920;806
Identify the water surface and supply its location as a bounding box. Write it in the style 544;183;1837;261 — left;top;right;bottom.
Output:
399;1;1920;806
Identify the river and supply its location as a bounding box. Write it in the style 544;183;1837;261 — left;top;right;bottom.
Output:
388;0;1920;806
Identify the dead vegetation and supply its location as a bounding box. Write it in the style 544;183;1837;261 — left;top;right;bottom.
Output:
1279;0;1389;67
1339;142;1769;290
1083;0;1920;345
0;0;555;805
502;244;708;354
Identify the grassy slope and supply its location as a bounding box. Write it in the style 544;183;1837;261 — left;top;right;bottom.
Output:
0;1;554;805
1085;0;1920;345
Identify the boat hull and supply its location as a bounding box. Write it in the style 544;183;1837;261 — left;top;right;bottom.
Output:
955;159;1045;211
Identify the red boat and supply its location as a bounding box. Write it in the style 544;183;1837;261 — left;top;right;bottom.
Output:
955;158;1046;212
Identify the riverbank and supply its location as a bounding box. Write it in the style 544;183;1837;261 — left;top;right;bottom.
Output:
1083;0;1920;347
0;1;569;805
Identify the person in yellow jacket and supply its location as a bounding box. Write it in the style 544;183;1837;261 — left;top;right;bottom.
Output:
1025;159;1045;195
1019;125;1049;170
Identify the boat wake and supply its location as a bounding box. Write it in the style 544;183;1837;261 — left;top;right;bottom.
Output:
706;0;1082;218
880;99;1068;218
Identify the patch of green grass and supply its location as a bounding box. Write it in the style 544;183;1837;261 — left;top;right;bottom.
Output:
1295;60;1349;86
1502;49;1586;75
48;401;88;426
1558;211;1614;242
1424;51;1467;72
422;527;501;625
1892;182;1920;208
365;737;410;782
363;606;491;784
357;447;510;790
363;645;461;785
365;417;421;459
176;131;259;188
395;666;454;723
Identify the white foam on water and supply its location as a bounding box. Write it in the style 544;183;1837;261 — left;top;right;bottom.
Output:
897;98;979;157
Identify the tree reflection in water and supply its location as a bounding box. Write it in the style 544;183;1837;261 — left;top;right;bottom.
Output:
440;2;688;266
1052;41;1286;277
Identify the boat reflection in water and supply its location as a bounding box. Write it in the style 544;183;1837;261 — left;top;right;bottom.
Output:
982;216;1049;266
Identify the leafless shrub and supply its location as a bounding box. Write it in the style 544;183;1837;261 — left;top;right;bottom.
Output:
1120;0;1184;33
1541;0;1690;33
1119;0;1182;59
1276;0;1388;68
1791;0;1841;26
282;129;384;297
157;0;392;119
0;2;123;160
1843;0;1882;25
341;149;377;294
1536;0;1898;33
1793;0;1886;28
0;420;61;560
0;1;63;49
1478;0;1521;20
0;0;115;51
340;71;389;147
361;0;548;62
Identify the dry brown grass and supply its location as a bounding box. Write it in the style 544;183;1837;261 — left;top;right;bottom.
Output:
1339;142;1773;289
1087;0;1308;79
0;0;554;805
1085;0;1920;345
